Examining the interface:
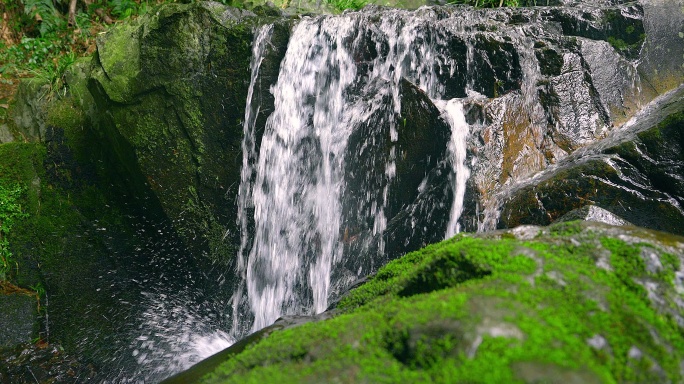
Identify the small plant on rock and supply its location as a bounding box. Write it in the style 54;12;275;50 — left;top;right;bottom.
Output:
0;181;28;281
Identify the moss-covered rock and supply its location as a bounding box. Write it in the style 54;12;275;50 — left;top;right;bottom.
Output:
0;141;128;352
87;2;272;264
11;78;52;142
164;221;684;383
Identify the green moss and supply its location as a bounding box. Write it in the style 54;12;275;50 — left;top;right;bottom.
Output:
548;220;583;237
181;224;684;384
45;97;86;133
0;179;29;281
93;20;143;103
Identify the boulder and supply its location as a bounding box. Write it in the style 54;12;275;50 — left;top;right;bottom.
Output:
339;78;452;280
87;2;268;263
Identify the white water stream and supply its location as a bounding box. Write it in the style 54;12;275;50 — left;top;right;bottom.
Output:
233;10;473;337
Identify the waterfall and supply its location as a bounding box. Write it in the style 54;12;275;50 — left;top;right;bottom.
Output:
232;9;474;337
232;23;275;336
231;3;632;339
244;17;356;331
435;99;470;238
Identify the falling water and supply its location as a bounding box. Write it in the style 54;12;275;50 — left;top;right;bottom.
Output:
233;9;475;337
231;1;643;341
435;99;470;238
232;23;276;336
244;17;356;331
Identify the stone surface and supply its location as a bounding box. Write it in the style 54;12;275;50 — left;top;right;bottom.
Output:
11;79;51;142
0;124;15;143
497;85;684;234
341;78;452;274
555;205;632;226
87;2;265;264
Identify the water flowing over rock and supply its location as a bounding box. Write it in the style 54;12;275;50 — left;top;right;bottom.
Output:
229;0;684;340
232;8;480;336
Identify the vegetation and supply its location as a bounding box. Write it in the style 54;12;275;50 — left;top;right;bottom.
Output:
0;0;151;82
0;181;28;281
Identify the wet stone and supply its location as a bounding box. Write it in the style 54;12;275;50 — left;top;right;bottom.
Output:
0;294;37;348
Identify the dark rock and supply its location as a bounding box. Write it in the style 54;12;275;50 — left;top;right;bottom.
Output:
0;293;37;348
637;0;684;95
468;33;523;98
340;78;452;277
87;2;266;264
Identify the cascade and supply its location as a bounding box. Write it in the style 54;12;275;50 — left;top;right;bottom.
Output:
232;9;476;338
228;4;645;337
114;4;648;380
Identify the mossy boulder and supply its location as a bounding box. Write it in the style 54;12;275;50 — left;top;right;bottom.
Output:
164;221;684;383
11;78;52;142
87;2;266;263
0;141;131;354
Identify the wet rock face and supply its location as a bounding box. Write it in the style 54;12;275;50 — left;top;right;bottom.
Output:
639;0;684;95
340;78;453;277
498;87;684;234
70;0;680;262
343;79;451;240
0;293;36;348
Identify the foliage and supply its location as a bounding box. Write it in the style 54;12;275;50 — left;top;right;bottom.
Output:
0;36;60;73
110;0;147;18
325;0;368;11
22;0;64;35
30;50;77;96
0;180;28;281
0;0;159;81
